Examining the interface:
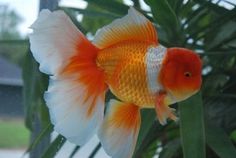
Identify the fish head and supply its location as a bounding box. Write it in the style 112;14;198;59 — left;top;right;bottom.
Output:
159;48;202;101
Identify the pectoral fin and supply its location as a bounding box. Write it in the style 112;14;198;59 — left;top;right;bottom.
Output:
98;100;141;158
155;92;178;125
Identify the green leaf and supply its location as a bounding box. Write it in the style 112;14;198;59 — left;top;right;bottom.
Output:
141;139;159;158
159;139;181;158
41;134;66;158
202;74;229;95
84;0;129;16
146;0;184;45
24;124;53;155
134;109;156;156
69;146;80;158
179;92;206;158
206;21;236;50
0;39;28;44
80;3;116;34
88;143;101;158
23;50;50;130
174;0;184;14
206;120;236;158
60;6;119;19
22;50;38;130
187;2;236;44
230;130;236;142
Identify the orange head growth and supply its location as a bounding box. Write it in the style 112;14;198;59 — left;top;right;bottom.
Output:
159;48;202;101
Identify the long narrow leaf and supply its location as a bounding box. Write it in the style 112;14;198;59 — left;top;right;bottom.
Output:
60;6;119;19
22;50;38;130
23;124;53;155
206;120;236;158
23;50;50;129
41;134;66;158
0;39;28;44
134;109;156;156
84;0;129;16
69;146;80;158
187;5;236;42
146;0;184;45
88;143;101;158
179;92;206;158
159;139;181;158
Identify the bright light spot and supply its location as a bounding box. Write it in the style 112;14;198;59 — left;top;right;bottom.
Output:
86;32;94;41
202;66;212;75
123;0;151;11
59;1;88;22
192;4;200;11
196;40;203;45
187;38;194;44
76;14;83;22
183;0;188;5
140;0;151;11
147;13;153;17
211;0;235;10
123;0;133;6
181;18;187;25
196;49;204;53
59;0;87;9
0;0;39;37
217;1;235;10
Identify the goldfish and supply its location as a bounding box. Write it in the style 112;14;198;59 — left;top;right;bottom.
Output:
29;7;202;158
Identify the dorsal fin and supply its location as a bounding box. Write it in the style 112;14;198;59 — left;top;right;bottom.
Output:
93;7;158;49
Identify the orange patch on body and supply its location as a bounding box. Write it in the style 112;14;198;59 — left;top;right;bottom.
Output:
97;41;156;107
61;39;107;117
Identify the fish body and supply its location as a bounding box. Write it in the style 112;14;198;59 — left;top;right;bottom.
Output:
97;41;157;107
29;7;202;158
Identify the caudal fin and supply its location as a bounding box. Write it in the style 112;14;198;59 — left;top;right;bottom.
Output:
29;10;107;145
98;100;141;158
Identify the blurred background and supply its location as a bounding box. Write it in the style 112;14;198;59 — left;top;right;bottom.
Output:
0;0;236;158
0;1;109;157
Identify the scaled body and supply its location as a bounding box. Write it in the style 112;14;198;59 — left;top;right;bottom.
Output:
97;41;158;107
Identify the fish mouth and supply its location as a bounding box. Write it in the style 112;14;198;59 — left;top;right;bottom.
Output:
168;88;199;102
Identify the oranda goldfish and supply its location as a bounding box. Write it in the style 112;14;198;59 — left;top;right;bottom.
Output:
29;7;202;158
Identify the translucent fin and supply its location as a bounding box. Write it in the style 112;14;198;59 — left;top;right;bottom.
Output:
155;93;178;125
98;100;141;158
93;7;158;49
29;9;107;145
44;76;105;145
29;9;87;75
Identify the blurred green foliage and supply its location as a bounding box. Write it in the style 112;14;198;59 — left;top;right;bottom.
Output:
0;5;28;66
22;0;236;158
0;5;22;40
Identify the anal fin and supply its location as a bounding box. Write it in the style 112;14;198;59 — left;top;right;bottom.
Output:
98;100;141;158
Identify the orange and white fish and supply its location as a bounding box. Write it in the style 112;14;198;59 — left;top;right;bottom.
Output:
29;7;202;158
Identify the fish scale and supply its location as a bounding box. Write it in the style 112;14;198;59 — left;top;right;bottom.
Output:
97;40;157;107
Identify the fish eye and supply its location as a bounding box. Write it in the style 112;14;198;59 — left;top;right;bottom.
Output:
184;72;192;77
